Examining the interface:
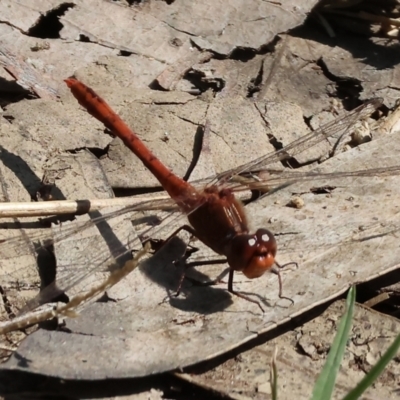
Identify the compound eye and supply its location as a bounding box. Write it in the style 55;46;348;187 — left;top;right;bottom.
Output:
256;229;276;250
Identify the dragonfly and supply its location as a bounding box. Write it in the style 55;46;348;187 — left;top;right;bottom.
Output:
0;79;398;333
66;78;287;312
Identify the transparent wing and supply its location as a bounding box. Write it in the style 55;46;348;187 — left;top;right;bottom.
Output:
0;197;179;319
213;98;383;183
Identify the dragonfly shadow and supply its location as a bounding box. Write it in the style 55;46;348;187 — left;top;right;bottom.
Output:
20;208;132;313
11;351;31;369
89;210;132;268
139;237;233;314
233;289;275;310
0;220;51;230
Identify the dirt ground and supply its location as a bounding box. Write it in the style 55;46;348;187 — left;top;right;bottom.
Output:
0;1;399;399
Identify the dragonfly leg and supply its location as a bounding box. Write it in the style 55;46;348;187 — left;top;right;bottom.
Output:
165;224;205;296
274;260;298;271
145;224;197;252
144;224;197;296
271;260;297;305
175;259;227;296
182;261;229;286
228;269;265;313
164;224;197;245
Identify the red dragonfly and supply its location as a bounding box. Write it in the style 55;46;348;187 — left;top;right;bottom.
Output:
64;78;384;311
0;79;395;331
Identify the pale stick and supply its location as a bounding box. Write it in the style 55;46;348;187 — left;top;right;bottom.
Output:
0;195;173;218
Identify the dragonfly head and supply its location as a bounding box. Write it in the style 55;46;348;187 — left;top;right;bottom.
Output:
227;229;277;278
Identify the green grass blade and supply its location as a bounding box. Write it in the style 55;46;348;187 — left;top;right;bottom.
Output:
342;333;400;400
310;286;356;400
270;347;278;400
